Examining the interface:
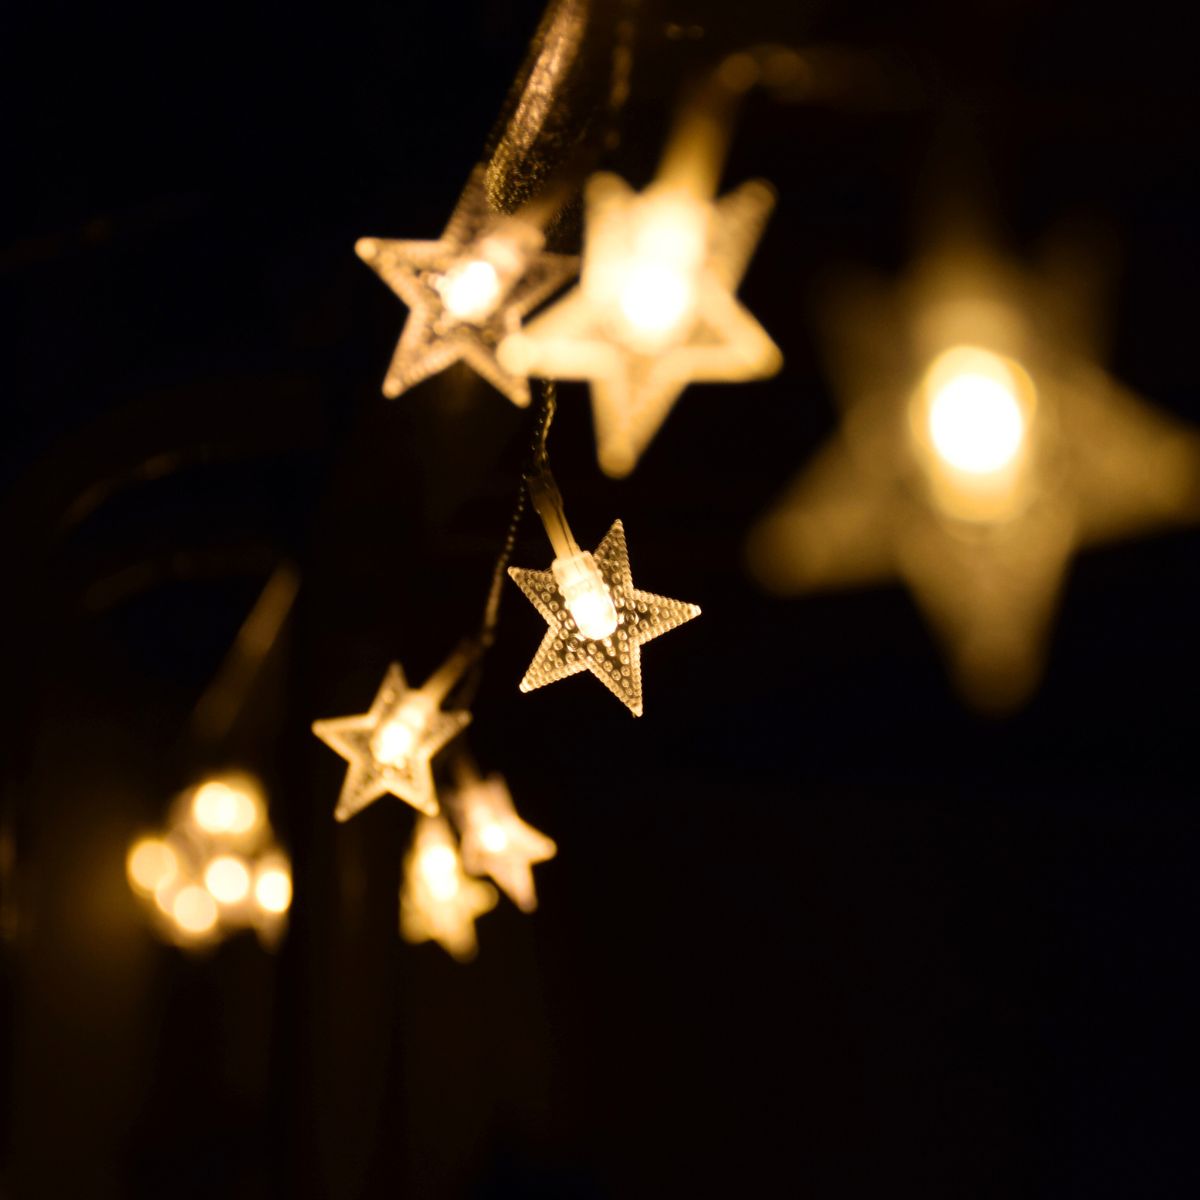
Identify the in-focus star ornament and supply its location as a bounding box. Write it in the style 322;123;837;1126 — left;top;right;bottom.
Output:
400;816;497;961
508;520;701;715
748;236;1200;709
499;173;782;475
356;166;578;406
312;663;471;821
455;774;556;913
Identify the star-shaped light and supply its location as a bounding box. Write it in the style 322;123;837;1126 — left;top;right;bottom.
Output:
399;816;497;961
356;165;578;406
453;773;556;912
748;239;1200;709
498;173;782;475
312;662;471;821
508;519;700;715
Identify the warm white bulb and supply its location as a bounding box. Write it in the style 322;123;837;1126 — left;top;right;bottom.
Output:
926;352;1026;475
372;696;432;767
437;259;502;323
172;885;218;936
617;261;694;341
127;838;178;895
552;551;619;640
204;855;251;905
254;866;292;914
478;821;509;853
420;844;461;902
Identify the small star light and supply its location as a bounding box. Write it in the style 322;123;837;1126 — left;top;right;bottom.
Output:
498;169;781;476
400;815;497;962
453;772;556;913
509;469;700;715
311;645;475;822
748;238;1200;709
356;166;578;406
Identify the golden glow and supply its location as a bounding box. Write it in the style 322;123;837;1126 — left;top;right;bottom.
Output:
191;778;261;836
172;885;218;936
498;173;781;477
204;855;251;905
400;816;496;961
551;550;619;640
436;258;502;323
456;774;556;913
749;239;1200;710
312;657;472;821
126;837;177;895
254;864;292;914
356;167;578;407
509;519;700;716
924;347;1026;474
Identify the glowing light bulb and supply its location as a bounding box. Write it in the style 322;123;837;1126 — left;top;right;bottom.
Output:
478;821;508;853
126;837;178;895
437;258;503;323
172;885;218;936
551;551;619;640
371;694;434;767
419;843;461;902
254;864;292;914
617;261;694;343
926;347;1026;474
204;855;251;905
190;776;263;836
510;520;700;716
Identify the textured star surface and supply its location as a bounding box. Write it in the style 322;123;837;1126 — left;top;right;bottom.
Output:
499;173;782;475
748;239;1200;709
311;663;471;822
357;166;577;406
508;520;701;715
456;775;556;913
400;816;497;962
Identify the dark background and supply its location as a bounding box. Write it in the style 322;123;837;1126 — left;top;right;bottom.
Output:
3;1;1199;1196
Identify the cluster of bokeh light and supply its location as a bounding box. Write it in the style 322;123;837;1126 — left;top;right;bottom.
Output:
126;773;291;950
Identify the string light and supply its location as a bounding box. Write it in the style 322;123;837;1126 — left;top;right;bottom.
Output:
452;770;556;913
748;239;1200;708
311;646;476;821
399;815;497;961
499;173;781;476
509;457;701;714
356;166;578;407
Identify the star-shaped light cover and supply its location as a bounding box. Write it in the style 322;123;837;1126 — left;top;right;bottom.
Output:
508;519;701;715
312;662;471;821
499;173;782;475
454;773;556;913
357;166;578;406
400;815;497;962
748;237;1200;708
126;772;292;951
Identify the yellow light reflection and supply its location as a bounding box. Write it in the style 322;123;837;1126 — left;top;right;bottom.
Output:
126;837;177;895
191;776;262;836
254;863;292;914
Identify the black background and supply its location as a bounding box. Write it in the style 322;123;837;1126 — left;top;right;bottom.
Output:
3;1;1199;1196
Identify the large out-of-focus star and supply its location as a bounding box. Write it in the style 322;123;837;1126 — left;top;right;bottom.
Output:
400;816;497;962
499;173;781;475
454;774;556;913
312;663;471;821
748;239;1200;709
508;519;700;715
357;166;578;406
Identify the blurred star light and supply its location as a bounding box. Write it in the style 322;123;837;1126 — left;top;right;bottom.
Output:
454;772;556;913
509;519;700;715
400;816;497;962
312;655;473;822
748;239;1200;709
357;166;578;406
